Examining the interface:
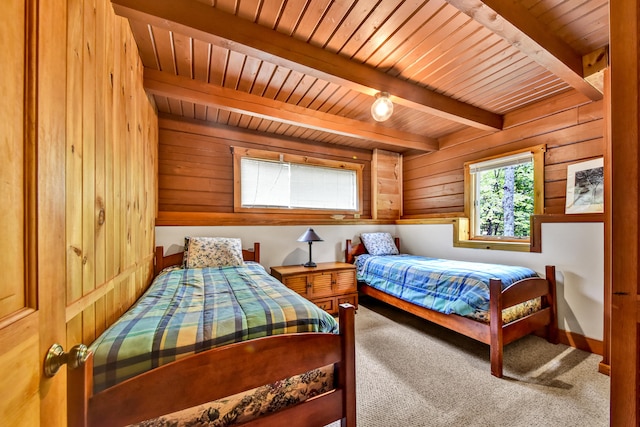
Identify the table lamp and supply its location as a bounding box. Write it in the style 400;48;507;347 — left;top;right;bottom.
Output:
297;228;323;267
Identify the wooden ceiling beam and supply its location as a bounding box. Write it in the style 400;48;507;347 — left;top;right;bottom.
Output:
447;0;603;101
111;0;503;131
144;68;439;153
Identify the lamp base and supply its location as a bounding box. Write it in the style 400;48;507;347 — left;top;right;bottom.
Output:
303;261;317;268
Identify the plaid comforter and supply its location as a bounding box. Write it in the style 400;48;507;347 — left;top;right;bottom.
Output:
90;262;338;393
355;254;538;317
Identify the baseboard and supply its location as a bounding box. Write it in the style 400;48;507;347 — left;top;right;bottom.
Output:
557;328;603;356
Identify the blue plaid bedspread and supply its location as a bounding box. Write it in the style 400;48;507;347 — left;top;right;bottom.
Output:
355;254;538;317
90;262;338;393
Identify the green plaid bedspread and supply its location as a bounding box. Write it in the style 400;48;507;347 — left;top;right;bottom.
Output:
90;262;338;393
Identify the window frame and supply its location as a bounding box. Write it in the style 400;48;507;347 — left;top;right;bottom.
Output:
232;147;364;215
462;145;545;250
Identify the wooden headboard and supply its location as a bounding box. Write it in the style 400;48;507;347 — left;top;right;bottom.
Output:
154;242;261;276
345;237;400;264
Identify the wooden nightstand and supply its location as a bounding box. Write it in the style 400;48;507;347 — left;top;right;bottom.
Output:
270;262;358;315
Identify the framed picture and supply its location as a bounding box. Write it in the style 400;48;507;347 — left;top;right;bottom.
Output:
565;157;604;214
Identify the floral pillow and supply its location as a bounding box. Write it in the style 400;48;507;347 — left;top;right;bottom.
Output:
360;232;399;256
183;237;245;268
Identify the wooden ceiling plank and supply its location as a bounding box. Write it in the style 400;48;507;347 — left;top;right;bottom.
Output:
306;82;343;112
236;56;262;93
256;0;286;29
296;79;330;109
349;0;429;63
111;0;503;130
224;51;246;90
446;0;602;100
261;66;291;99
128;20;160;69
275;0;310;36
453;54;534;101
427;37;509;92
274;69;306;102
249;61;278;96
391;11;472;79
307;1;354;49
192;39;211;83
285;74;318;106
291;0;333;42
407;20;485;84
235;0;261;22
330;0;403;57
208;44;229;86
379;5;461;77
172;32;193;78
366;0;448;69
144;68;438;152
151;27;177;74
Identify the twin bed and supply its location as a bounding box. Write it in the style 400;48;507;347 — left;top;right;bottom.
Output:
69;238;356;427
346;232;558;378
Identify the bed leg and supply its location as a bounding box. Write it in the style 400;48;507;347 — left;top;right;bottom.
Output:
67;351;94;427
338;303;356;427
545;265;559;344
489;278;504;378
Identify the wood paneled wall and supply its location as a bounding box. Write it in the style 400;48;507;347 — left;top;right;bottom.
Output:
372;149;402;220
65;0;157;346
157;116;374;221
403;91;604;216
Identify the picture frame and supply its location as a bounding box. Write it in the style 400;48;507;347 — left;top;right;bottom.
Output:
565;157;604;214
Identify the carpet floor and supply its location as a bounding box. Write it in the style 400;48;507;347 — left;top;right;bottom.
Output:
332;297;610;427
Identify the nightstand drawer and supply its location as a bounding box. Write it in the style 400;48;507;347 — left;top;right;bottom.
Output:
313;298;335;313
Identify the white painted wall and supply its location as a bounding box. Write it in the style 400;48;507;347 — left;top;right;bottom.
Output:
394;222;604;341
155;224;396;274
156;221;604;340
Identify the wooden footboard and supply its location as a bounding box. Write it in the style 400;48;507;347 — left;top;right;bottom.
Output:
489;265;557;377
68;304;356;427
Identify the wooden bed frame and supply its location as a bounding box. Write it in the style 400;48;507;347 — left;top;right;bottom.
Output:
69;245;356;427
346;238;558;378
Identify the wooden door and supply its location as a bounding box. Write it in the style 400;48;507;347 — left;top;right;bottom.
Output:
609;0;639;425
0;0;68;425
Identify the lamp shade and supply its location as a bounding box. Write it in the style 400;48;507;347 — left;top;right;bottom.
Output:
297;228;323;242
371;92;393;122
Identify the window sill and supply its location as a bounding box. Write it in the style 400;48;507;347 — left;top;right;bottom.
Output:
398;213;605;253
454;239;531;252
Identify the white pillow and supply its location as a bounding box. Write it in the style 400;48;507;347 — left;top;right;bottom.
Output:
360;232;399;256
183;237;245;268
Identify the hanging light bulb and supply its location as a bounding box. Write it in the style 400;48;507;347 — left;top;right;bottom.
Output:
371;92;393;122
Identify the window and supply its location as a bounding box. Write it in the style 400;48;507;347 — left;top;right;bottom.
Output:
233;147;363;214
464;145;545;246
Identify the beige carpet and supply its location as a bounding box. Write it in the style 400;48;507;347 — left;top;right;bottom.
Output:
332;297;610;427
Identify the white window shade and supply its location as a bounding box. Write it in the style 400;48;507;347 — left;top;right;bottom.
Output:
469;152;533;174
290;164;357;209
241;158;290;207
240;157;358;211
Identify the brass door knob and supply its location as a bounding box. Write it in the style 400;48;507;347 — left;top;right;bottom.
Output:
44;343;88;377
